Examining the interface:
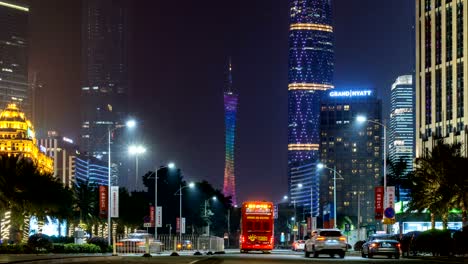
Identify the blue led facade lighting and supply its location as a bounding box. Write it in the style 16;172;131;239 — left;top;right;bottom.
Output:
288;0;334;206
389;75;414;202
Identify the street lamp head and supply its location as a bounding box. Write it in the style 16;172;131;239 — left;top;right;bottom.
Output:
317;163;325;169
356;115;367;123
168;162;175;169
212;196;217;201
126;119;137;128
188;182;195;188
283;195;288;200
128;145;146;155
298;183;303;188
291;217;295;221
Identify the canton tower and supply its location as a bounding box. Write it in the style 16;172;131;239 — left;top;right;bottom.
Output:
288;0;334;205
223;59;238;206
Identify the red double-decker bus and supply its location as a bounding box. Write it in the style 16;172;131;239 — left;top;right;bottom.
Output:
240;201;274;253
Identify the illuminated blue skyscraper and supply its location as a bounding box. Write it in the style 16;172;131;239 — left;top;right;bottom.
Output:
389;75;414;202
288;0;334;208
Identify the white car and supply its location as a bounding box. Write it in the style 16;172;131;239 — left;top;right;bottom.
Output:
292;240;305;251
304;228;347;258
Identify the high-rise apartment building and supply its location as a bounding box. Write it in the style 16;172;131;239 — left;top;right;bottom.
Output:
389;75;415;202
320;89;382;228
416;0;467;157
81;0;130;186
288;0;334;208
223;60;238;206
0;1;29;112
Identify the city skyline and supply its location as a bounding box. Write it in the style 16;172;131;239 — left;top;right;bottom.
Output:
27;0;415;203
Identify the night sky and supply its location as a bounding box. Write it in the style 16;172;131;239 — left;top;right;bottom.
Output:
29;1;414;204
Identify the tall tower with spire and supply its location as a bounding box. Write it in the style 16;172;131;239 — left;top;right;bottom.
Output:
288;0;334;207
223;58;238;206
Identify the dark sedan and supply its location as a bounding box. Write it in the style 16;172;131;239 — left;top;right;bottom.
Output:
361;239;401;259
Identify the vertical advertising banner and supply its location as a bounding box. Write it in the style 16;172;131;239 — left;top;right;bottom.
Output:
110;186;119;218
176;217;180;233
386;186;395;209
307;217;311;232
375;186;384;220
156;206;162;227
149;206;155;227
181;217;186;234
99;186;108;219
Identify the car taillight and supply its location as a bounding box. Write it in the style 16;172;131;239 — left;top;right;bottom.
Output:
270;236;274;244
240;235;245;243
396;243;400;248
370;243;378;248
339;236;346;242
316;236;325;241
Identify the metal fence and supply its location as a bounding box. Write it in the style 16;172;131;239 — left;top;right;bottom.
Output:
114;234;224;254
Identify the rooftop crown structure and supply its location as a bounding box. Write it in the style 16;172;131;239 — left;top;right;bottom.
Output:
0;103;53;174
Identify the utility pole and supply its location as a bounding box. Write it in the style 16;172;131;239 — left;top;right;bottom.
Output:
227;208;230;248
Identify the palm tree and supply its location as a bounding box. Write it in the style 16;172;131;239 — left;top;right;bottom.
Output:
408;141;465;229
386;157;411;202
73;181;99;236
0;155;74;242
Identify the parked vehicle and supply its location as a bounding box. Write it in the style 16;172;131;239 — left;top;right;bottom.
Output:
292;240;305;251
361;234;401;259
304;229;347;258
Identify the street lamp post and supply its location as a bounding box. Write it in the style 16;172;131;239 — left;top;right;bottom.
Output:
174;182;195;249
107;120;136;245
204;196;217;236
357;115;387;232
128;145;146;191
317;163;344;229
154;162;175;240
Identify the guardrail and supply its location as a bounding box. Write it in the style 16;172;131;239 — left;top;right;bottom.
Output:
114;234;224;254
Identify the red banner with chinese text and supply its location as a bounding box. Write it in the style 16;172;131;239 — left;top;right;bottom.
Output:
99;186;108;219
150;206;155;227
375;186;384;220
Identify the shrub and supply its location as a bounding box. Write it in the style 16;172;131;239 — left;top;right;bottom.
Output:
50;236;74;244
415;229;453;256
52;243;65;253
63;243;100;253
28;233;53;252
87;236;109;252
0;243;33;254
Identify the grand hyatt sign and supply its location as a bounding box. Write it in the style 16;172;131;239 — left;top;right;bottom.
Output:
329;90;373;97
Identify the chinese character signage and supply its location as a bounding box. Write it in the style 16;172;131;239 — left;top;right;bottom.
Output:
99;186;108;219
386;186;395;209
150;206;155;227
110;186;119;218
156;206;162;227
375;186;384;220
